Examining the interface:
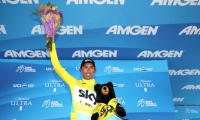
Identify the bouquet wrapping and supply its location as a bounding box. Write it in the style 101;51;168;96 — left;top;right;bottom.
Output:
32;2;63;51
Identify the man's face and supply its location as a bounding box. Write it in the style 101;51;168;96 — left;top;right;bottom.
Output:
80;63;96;80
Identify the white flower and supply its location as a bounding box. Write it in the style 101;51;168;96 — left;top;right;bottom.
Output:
52;6;56;10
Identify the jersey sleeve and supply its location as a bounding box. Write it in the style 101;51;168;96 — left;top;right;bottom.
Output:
50;43;76;86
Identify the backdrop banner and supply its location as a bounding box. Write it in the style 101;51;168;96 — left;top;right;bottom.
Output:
175;106;200;120
1;0;200;119
0;59;176;120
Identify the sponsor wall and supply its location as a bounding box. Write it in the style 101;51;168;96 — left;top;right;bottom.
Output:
0;0;200;119
0;59;176;120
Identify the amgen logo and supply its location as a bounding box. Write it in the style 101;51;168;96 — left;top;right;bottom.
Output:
0;25;7;34
0;0;39;4
179;26;200;35
31;25;83;35
137;50;184;58
169;69;200;76
181;85;200;90
106;25;159;35
4;50;49;58
150;0;200;6
72;50;118;58
66;0;125;5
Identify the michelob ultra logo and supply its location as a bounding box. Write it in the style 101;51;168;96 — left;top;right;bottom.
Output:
11;97;32;111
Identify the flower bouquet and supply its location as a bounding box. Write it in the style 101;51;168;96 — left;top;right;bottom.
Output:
31;2;63;51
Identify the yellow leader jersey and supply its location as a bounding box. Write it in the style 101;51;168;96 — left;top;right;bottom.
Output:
92;98;122;120
50;43;96;120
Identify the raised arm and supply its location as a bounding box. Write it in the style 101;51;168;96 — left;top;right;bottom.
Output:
50;43;76;86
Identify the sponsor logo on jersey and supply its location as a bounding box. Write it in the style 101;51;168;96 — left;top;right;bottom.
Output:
74;86;96;107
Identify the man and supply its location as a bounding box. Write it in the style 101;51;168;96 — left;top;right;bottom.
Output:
50;42;97;120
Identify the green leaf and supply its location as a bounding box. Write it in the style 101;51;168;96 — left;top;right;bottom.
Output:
29;7;40;16
46;38;52;51
47;1;51;6
55;6;58;11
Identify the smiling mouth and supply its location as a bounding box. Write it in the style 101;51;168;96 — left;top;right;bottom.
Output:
86;74;91;76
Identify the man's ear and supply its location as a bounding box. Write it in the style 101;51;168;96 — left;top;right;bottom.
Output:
107;82;113;88
94;83;101;92
79;67;82;72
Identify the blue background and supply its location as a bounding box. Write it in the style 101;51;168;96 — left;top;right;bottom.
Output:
0;0;200;119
